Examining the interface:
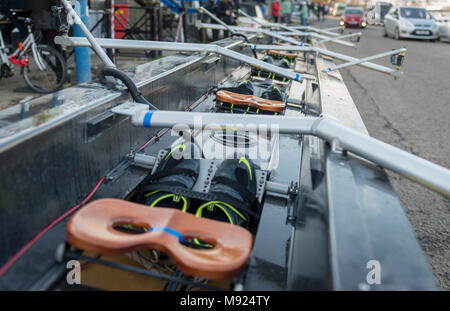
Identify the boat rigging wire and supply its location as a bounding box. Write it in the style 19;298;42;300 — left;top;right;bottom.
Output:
0;177;106;278
0;127;174;278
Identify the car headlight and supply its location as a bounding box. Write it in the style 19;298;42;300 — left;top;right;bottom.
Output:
400;20;413;28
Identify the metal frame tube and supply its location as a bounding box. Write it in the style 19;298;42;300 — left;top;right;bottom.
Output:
0;30;10;65
196;22;358;48
268;26;344;38
130;110;450;197
273;31;355;41
268;31;323;36
274;25;357;47
317;32;361;44
249;44;313;52
237;8;265;27
132;153;156;169
238;9;341;40
61;0;115;67
249;44;405;76
265;181;290;195
55;36;316;81
324;48;406;72
199;6;236;35
290;25;344;37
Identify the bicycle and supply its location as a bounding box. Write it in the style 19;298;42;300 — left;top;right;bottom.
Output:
0;17;67;94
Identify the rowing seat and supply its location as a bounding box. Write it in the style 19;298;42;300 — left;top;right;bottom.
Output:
67;198;253;281
216;90;286;114
267;50;297;60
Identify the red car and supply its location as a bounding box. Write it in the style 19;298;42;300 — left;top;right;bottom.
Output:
339;7;367;28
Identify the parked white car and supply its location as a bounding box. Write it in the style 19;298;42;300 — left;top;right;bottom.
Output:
429;11;450;41
384;6;439;41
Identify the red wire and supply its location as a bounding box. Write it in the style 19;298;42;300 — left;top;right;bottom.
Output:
138;135;157;151
0;177;106;279
138;128;169;151
0;126;171;278
81;262;94;270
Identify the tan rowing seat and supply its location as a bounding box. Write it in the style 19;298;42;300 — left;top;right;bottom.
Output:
216;90;286;113
268;50;297;59
67;198;253;281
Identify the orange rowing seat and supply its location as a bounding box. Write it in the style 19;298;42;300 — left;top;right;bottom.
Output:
216;90;286;113
67;198;253;281
267;50;297;59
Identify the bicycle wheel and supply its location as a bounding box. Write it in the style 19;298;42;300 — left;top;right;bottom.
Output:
22;45;67;94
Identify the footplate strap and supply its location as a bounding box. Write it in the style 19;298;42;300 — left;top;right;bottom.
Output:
141;184;261;220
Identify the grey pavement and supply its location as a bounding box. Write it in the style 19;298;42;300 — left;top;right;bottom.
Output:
315;17;449;290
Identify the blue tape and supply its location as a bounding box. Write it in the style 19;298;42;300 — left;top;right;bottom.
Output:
150;227;184;242
295;73;300;81
143;111;154;128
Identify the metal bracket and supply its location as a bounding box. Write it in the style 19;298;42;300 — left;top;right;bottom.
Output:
202;55;221;72
85;110;124;143
288;181;299;199
286;182;299;224
151;149;169;175
331;138;345;154
111;101;149;116
105;159;131;183
391;51;406;73
256;171;268;203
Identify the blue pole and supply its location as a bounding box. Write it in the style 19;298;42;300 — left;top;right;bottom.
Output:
73;0;92;83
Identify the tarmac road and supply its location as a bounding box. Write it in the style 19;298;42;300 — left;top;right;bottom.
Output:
316;17;449;290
